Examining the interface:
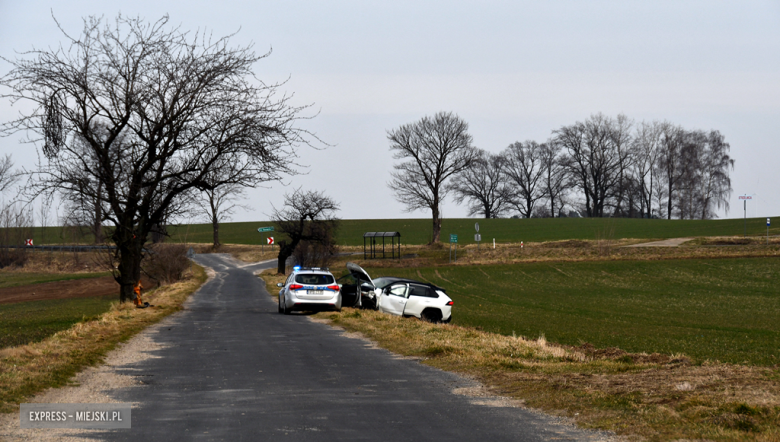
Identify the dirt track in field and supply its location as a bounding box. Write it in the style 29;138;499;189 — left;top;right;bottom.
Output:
0;276;154;304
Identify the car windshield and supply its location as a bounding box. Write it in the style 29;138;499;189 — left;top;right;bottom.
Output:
294;274;334;285
372;277;399;289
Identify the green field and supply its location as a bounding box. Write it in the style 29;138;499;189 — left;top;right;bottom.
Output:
0;272;110;289
165;217;777;246
360;257;780;366
0;295;116;349
25;216;777;246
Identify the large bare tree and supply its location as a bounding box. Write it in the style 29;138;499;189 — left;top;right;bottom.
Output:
271;189;339;274
502;140;546;218
387;112;477;243
539;141;570;218
631;121;663;218
0;15;308;301
449;149;508;218
697;130;734;219
555;114;626;217
657;123;685;220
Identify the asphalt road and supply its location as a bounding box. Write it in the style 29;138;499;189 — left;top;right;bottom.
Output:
93;254;606;441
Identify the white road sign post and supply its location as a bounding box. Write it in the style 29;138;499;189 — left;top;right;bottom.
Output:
475;223;481;251
739;195;753;236
768;218;771;245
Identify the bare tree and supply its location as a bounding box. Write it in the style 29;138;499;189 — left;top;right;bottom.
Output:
657;123;685;220
502;140;547;218
632;121;663;218
194;170;251;248
0;154;18;194
609;114;634;217
672;130;734;219
539;141;570;218
0;202;33;268
450;149;508;218
272;189;340;274
387;112;478;243
697;130;734;219
0;15;309;301
555;114;625;217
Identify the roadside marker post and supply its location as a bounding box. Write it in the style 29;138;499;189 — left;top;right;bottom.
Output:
493;238;495;249
768;218;771;245
475;223;480;251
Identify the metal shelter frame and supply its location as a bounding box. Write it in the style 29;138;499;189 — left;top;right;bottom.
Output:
363;232;401;259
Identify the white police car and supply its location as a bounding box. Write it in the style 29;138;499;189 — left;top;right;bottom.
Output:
277;266;341;314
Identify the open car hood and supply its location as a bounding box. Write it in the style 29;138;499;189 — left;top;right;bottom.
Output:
346;262;374;288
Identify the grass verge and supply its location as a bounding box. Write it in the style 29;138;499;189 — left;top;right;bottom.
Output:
0;264;207;414
313;308;780;441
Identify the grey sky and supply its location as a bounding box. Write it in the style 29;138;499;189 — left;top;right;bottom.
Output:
1;1;778;221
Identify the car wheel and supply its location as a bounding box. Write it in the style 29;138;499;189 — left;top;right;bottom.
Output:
282;296;292;315
421;308;442;323
278;295;283;313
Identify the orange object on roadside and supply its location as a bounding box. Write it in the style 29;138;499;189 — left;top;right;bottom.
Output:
133;280;143;306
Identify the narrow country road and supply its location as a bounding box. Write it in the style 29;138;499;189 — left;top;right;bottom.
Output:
90;254;606;441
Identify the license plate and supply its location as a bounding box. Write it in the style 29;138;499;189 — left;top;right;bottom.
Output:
308;290;323;295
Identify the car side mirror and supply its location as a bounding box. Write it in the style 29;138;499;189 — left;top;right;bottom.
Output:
276;283;284;287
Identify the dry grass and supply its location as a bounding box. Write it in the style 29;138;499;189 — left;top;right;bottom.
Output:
0;265;207;414
211;238;780;276
330;239;780;272
302;307;780;441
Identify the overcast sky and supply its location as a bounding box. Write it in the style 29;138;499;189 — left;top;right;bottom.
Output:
1;1;779;222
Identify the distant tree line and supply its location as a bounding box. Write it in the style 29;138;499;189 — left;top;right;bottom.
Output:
388;112;735;243
450;113;734;221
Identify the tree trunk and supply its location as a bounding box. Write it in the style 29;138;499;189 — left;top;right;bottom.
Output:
276;240;297;274
212;217;220;248
431;203;441;243
116;241;142;303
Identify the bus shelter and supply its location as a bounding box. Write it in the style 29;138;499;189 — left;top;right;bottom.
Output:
363;232;401;259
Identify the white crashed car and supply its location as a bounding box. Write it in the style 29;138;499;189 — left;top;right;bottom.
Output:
342;262;453;323
277;266;342;314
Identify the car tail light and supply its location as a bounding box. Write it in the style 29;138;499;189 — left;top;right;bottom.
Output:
446;301;454;306
327;285;339;291
289;284;304;290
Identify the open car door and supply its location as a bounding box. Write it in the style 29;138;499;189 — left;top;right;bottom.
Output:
345;262;376;308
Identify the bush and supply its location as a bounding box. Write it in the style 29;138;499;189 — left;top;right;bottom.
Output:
142;244;190;285
0;203;33;268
